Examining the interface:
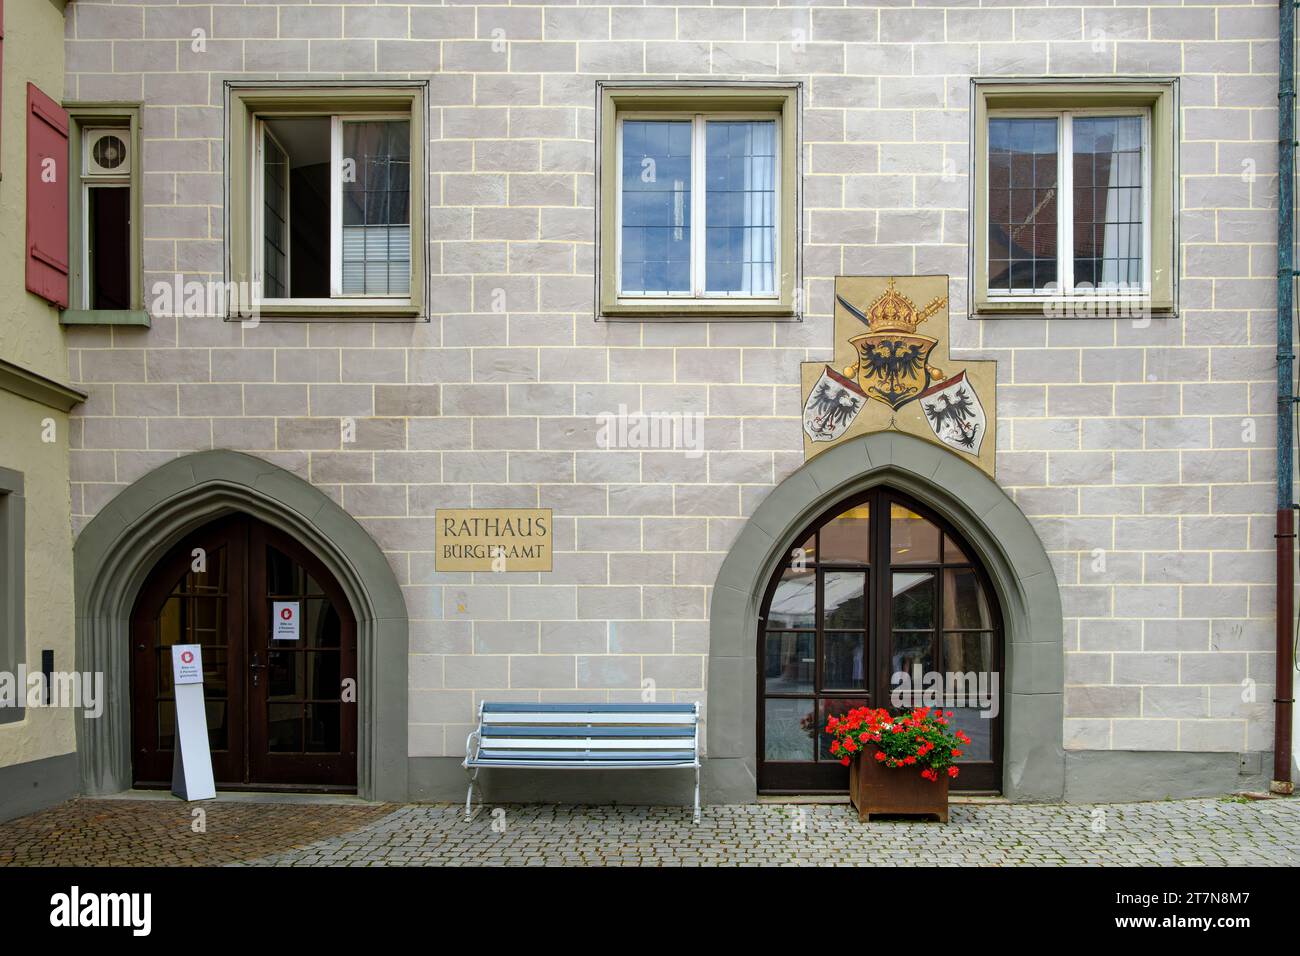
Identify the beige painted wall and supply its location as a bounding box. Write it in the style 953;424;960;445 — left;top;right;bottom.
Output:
0;0;68;382
0;394;77;767
0;0;75;768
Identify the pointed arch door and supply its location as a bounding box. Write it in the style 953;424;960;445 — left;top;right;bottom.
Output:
129;515;357;791
757;488;1004;793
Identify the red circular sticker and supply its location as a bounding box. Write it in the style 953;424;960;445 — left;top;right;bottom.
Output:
180;650;194;664
280;607;293;621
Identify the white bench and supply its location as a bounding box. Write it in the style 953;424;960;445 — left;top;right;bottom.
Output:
463;702;702;821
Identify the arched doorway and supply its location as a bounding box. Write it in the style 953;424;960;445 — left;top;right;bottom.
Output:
757;487;1003;793
74;450;409;801
706;432;1065;805
130;514;358;791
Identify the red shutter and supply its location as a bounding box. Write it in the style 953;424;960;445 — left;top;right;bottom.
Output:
26;82;69;308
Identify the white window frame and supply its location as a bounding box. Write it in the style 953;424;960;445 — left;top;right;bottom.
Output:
250;111;413;309
614;110;782;303
985;106;1152;302
255;124;290;301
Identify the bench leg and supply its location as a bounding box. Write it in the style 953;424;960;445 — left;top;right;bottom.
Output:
464;767;480;820
693;765;701;824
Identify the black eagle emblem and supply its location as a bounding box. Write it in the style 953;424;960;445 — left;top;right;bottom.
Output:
923;386;980;450
807;377;863;437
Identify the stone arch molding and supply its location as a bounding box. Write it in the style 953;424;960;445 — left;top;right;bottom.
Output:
74;450;408;801
705;432;1065;803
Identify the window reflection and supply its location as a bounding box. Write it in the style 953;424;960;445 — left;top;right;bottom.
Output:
890;504;940;564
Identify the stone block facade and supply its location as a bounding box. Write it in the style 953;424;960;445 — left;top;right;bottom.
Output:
62;0;1284;784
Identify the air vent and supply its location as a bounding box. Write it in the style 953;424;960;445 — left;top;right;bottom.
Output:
84;129;129;176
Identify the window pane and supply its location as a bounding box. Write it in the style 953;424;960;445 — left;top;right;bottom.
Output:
987;117;1058;292
823;571;865;629
823;632;866;690
890;504;940;564
704;120;776;295
892;571;935;630
262;134;289;298
764;698;814;761
818;502;870;564
949;707;993;761
818;698;870;759
765;631;814;694
341;120;411;295
890;632;936;682
943;630;994;678
620;120;692;295
1072;115;1143;291
767;568;815;628
943;569;993;629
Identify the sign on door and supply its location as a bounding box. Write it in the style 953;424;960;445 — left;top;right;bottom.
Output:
273;601;300;641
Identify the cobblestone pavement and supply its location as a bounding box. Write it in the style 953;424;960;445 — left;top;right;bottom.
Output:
0;799;398;866
242;797;1300;867
3;796;1295;866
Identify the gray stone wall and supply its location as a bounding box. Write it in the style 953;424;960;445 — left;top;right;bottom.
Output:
64;1;1281;764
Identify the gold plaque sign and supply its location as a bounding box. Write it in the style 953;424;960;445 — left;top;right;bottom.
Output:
800;276;997;476
435;509;553;572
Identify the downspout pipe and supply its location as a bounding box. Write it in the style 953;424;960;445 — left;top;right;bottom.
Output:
1274;0;1296;795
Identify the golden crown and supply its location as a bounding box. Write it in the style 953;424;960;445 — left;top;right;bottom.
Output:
862;278;947;335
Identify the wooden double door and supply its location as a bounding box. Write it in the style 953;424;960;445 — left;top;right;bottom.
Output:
130;515;357;791
758;488;1005;794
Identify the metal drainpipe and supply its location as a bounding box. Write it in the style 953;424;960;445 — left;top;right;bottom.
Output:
1275;0;1296;795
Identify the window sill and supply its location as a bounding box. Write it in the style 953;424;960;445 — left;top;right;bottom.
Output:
972;297;1175;320
231;302;425;322
60;309;151;328
600;299;800;321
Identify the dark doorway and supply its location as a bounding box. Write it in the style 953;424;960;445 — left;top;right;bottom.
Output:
757;488;1004;794
130;515;358;791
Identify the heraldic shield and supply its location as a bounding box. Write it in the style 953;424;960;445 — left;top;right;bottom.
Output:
836;279;948;411
917;369;987;455
803;365;868;442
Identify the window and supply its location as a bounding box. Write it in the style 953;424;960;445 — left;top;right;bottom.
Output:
0;467;23;726
227;83;427;319
970;79;1177;317
598;84;800;318
63;106;147;326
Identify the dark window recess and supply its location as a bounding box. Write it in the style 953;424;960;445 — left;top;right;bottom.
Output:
261;117;330;298
87;187;131;310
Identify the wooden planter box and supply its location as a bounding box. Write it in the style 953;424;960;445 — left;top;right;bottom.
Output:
848;748;949;823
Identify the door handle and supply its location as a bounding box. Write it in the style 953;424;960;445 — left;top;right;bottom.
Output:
250;652;266;687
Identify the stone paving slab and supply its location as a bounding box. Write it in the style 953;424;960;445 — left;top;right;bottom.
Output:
242;798;1300;867
0;799;398;867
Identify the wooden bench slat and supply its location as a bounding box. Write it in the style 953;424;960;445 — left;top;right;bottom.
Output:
478;750;697;763
481;737;689;750
481;712;696;725
481;702;696;714
480;724;696;738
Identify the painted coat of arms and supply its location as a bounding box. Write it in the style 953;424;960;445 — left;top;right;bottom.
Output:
800;276;997;474
837;280;947;409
